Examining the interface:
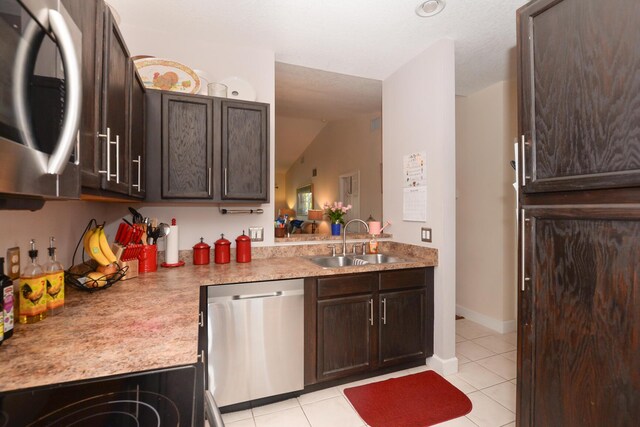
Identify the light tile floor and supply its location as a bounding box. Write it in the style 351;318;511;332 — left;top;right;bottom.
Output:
216;319;516;427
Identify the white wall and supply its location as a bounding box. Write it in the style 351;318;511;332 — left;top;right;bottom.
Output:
456;80;517;333
116;24;277;248
383;39;457;374
284;115;382;234
0;202;124;271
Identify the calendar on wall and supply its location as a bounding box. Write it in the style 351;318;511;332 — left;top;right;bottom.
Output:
402;152;427;222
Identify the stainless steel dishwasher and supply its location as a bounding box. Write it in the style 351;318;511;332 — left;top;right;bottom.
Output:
206;279;304;408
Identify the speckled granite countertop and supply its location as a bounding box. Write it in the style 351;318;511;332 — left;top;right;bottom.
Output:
0;242;437;393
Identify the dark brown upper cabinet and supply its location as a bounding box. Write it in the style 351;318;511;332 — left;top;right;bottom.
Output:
61;0;103;190
99;8;131;195
518;0;640;193
145;92;270;203
220;100;269;201
129;70;146;198
68;0;140;198
161;94;214;199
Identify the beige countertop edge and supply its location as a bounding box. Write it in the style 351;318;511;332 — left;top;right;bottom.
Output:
0;251;436;393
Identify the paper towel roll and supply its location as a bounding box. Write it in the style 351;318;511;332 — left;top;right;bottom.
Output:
165;224;179;264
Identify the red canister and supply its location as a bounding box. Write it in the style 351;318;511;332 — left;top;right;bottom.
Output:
214;234;231;264
193;238;211;265
235;231;251;263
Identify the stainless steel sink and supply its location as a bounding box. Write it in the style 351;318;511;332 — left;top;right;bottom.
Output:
308;254;409;268
352;254;407;264
308;256;356;268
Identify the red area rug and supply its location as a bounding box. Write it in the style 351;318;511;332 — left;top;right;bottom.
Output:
344;370;472;427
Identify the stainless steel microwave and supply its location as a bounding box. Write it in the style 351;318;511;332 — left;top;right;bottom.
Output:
0;0;82;205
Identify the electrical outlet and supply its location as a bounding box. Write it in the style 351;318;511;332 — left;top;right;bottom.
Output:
421;227;432;243
7;247;20;279
248;227;264;242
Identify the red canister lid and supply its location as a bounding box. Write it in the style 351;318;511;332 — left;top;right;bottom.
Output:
215;234;231;246
235;232;251;243
193;237;211;250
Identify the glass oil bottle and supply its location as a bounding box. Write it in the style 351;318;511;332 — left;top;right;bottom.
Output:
44;237;64;315
18;239;47;323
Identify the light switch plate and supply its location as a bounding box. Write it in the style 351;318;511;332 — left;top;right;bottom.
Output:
248;227;264;242
421;227;432;243
7;247;20;279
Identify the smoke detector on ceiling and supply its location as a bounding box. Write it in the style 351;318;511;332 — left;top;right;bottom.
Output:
415;0;446;17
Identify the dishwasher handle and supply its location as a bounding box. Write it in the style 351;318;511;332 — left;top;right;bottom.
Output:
232;291;283;300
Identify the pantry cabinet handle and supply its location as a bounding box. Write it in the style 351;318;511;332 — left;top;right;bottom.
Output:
208;167;212;196
521;135;531;186
369;298;374;326
521;209;531;291
382;298;387;325
198;311;204;327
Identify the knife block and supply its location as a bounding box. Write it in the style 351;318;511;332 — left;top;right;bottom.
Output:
118;259;138;281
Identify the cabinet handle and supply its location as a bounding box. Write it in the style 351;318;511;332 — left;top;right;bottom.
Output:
521;209;531;291
382;298;387;325
198;311;204;327
369;298;374;326
115;134;120;184
97;128;116;181
224;167;228;196
208;167;212;196
521;135;531;186
132;155;142;190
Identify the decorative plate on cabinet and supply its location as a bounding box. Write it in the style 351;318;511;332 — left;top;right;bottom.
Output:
134;58;201;94
219;76;256;101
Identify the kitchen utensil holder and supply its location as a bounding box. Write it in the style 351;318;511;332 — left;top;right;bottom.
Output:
138;244;158;273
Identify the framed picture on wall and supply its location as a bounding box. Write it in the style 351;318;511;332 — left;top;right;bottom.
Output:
296;184;314;216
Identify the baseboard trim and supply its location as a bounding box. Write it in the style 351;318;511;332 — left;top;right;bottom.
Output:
427;354;459;376
456;305;516;334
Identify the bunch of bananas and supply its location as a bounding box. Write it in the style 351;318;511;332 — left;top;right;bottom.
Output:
82;225;118;267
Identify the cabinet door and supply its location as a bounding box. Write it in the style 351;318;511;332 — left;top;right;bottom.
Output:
62;0;103;189
518;207;640;426
162;94;214;199
317;295;374;381
518;0;640;193
129;70;145;198
221;100;269;201
379;289;427;367
100;9;131;194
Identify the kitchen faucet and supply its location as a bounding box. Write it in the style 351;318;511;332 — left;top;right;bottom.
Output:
342;219;369;255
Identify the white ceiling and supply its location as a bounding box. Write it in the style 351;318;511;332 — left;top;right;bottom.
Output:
109;0;526;95
109;0;527;171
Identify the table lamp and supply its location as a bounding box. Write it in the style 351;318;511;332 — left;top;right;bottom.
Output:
307;209;324;234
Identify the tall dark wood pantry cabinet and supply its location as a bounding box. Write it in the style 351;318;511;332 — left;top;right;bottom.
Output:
516;0;640;426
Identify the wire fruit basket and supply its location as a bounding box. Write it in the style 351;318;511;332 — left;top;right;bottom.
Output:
65;219;128;292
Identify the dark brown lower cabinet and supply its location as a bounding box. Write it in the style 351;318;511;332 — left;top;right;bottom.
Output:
519;207;640;426
317;295;373;381
305;268;434;386
379;289;426;367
